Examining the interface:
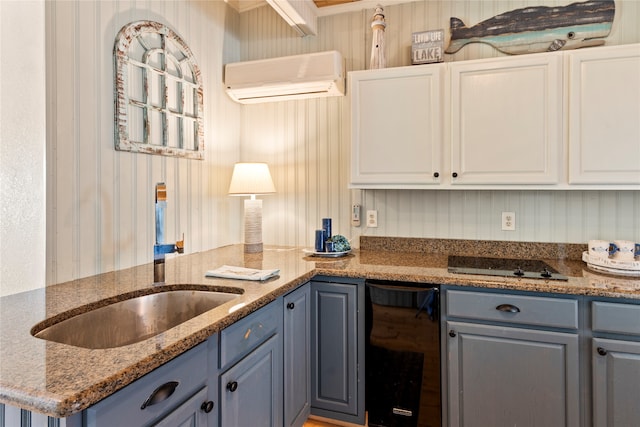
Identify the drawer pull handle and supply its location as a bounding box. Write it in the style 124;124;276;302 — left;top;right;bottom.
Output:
244;322;264;340
496;304;520;313
201;401;214;413
141;381;179;410
597;347;608;356
227;381;238;392
287;302;295;310
449;330;457;337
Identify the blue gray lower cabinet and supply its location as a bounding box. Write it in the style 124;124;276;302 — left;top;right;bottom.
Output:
443;287;581;427
592;338;640;426
219;298;284;427
219;334;283;427
85;339;217;427
309;276;365;425
0;285;310;427
445;321;580;427
284;283;311;427
442;287;640;427
153;387;210;427
591;300;640;427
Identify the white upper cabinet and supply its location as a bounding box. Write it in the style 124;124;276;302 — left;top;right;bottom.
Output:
449;53;563;185
349;65;445;189
349;44;640;189
567;44;640;185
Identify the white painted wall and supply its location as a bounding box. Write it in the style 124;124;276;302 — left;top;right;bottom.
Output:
0;1;46;296
239;0;640;249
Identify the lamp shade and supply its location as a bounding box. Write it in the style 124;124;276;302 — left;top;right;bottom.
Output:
228;163;276;195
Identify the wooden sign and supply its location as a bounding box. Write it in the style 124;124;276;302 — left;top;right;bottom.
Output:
412;30;444;65
445;0;615;55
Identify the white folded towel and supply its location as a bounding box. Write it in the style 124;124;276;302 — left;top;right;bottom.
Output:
205;265;280;281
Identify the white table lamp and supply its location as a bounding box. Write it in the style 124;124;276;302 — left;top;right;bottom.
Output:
228;163;276;253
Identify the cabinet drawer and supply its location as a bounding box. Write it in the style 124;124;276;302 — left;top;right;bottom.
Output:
85;341;208;427
446;290;578;330
220;298;283;370
592;301;640;336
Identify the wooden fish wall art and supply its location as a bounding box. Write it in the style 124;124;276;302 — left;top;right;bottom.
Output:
445;0;615;55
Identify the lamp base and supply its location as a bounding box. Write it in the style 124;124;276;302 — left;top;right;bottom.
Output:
244;242;263;253
244;198;263;253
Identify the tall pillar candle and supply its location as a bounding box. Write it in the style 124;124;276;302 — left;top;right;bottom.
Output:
322;218;332;239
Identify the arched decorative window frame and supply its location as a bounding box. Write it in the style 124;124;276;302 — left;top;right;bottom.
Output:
114;21;204;160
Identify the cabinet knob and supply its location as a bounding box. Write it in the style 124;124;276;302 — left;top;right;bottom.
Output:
201;401;214;413
433;172;439;178
226;381;238;392
597;347;607;356
449;330;456;337
287;302;295;310
140;381;179;410
452;172;458;178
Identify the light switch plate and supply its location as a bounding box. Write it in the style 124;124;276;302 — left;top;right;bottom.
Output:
352;204;361;227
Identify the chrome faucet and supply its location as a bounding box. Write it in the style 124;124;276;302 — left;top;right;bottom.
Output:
154;183;184;283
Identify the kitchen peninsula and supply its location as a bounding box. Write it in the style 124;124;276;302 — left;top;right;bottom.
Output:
1;237;639;426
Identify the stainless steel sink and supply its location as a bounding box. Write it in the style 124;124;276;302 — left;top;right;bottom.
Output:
32;289;242;349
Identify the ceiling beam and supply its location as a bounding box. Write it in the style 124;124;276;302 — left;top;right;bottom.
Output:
266;0;318;37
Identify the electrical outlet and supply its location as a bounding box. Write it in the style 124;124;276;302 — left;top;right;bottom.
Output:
367;210;378;228
502;212;516;231
352;204;361;227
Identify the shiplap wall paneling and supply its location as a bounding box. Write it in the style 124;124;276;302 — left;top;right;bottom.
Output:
361;190;640;243
238;0;640;249
47;0;241;285
42;0;640;288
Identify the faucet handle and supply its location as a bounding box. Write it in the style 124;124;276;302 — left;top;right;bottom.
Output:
176;233;185;254
156;183;167;202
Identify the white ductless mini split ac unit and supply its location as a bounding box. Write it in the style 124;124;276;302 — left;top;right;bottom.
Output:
224;50;345;104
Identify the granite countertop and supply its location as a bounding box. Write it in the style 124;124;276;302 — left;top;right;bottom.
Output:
1;238;639;418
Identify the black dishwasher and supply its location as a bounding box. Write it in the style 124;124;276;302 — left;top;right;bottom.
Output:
365;280;440;427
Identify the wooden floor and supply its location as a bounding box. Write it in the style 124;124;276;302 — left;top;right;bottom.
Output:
303;415;367;427
303;420;344;427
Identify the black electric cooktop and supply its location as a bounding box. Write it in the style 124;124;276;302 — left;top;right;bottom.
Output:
447;255;568;281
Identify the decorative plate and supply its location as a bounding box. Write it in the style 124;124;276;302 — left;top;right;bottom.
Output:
303;249;351;258
582;251;640;277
